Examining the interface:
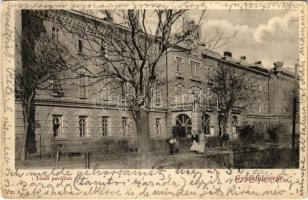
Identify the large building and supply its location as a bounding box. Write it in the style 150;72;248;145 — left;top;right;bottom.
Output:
15;10;298;159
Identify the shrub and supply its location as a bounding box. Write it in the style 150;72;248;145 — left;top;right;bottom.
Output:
205;136;221;148
239;125;264;144
238;125;258;144
266;124;280;144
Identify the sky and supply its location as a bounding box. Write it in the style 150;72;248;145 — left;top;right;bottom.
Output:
91;9;299;70
188;9;299;70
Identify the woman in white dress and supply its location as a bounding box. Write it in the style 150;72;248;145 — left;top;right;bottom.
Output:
190;132;199;152
196;132;206;154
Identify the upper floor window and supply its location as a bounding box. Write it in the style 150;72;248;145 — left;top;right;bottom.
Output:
51;26;59;41
79;72;88;99
176;57;183;73
260;104;263;113
150;46;158;62
153;82;162;98
258;83;262;92
190;61;200;76
52;115;62;137
175;83;184;95
79;116;87;137
189;86;201;95
77;35;84;53
101;39;108;57
52;79;64;97
155;118;162;135
102;116;108;136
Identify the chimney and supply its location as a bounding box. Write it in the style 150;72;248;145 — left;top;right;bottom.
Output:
254;61;262;66
223;51;232;58
240;56;246;61
273;61;283;74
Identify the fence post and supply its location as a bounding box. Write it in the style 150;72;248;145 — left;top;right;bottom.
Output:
55;150;60;168
85;152;90;169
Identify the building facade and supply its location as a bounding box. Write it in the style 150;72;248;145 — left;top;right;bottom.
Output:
15;10;298;159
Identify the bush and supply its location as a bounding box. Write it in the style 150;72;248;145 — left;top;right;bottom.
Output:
238;125;254;143
238;125;264;144
266;124;280;144
205;136;221;148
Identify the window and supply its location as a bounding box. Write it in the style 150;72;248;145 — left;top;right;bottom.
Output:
122;117;128;136
189;86;201;95
231;116;239;134
51;26;59;41
202;114;210;135
153;82;162;98
251;81;255;91
150;47;158;62
101;39;108;57
176;57;183;73
52;115;62;137
175;84;184;95
52;79;64;97
102;116;108;136
77;35;84;53
258;83;262;92
155;118;162;135
190;61;200;76
79;116;87;137
79;75;88;98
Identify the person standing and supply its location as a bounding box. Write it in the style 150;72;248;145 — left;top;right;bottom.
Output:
167;135;176;154
190;132;199;152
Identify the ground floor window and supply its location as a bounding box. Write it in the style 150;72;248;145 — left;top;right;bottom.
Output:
155;118;162;135
202;113;210;135
232;115;239;134
102;116;108;136
52;115;62;137
122;117;128;136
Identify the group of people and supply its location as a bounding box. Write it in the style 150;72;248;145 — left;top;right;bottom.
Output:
190;131;207;154
167;131;230;155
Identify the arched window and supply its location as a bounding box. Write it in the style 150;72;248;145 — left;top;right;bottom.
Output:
153;81;162;98
175;114;192;137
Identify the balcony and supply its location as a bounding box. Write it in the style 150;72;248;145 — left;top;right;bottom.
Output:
190;75;201;82
176;71;184;79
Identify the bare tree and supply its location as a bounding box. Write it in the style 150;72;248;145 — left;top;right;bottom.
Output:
30;9;235;156
15;11;74;160
210;60;257;137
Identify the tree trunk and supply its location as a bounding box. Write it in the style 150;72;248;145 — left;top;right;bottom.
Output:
20;103;29;161
223;115;229;135
135;109;151;160
292;94;297;152
20;95;37;160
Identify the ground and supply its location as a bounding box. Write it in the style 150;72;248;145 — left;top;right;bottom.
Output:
16;150;232;169
16;146;298;169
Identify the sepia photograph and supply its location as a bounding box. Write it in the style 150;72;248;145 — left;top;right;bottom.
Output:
14;8;300;169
